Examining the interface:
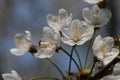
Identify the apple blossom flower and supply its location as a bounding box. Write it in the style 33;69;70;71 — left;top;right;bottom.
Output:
101;75;120;80
35;27;60;58
61;19;94;46
92;35;119;65
82;5;112;27
47;8;72;33
84;0;103;4
2;70;22;80
10;31;32;56
113;63;120;75
101;63;120;80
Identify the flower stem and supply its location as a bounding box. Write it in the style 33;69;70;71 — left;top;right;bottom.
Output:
87;60;97;80
84;30;96;69
68;46;75;75
87;57;93;69
46;58;65;78
84;38;93;69
32;76;59;80
74;47;83;70
60;47;81;72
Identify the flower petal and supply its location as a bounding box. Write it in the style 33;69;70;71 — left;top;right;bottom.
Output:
58;8;68;19
84;0;103;4
2;70;22;80
14;33;31;51
47;14;61;32
102;75;120;80
103;48;119;65
92;35;104;60
35;46;56;58
113;63;120;75
43;27;60;42
61;37;75;46
82;7;94;24
70;19;83;30
77;21;94;45
10;48;26;56
82;5;111;27
25;30;31;40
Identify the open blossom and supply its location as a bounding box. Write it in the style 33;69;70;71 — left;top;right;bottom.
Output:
113;63;120;75
35;27;60;58
61;19;94;46
47;8;72;33
92;35;119;65
2;70;22;80
82;5;112;27
10;31;32;56
102;75;120;80
84;0;103;4
101;63;120;80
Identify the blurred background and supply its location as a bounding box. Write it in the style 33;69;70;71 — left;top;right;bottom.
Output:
0;0;119;80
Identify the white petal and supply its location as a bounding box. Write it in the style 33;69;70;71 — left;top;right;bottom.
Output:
82;7;93;24
102;36;114;48
25;30;31;40
35;47;56;58
98;9;112;27
43;27;60;42
14;33;31;51
84;0;103;4
58;8;68;19
10;48;26;56
2;70;22;80
11;70;22;80
61;37;75;46
102;75;120;80
66;13;73;25
82;5;111;27
92;35;102;51
61;28;71;39
92;35;104;60
103;48;119;65
113;63;120;75
77;22;94;45
70;19;83;30
2;74;17;80
47;14;61;32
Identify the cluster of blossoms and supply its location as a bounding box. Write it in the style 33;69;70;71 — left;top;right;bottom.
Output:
2;0;120;80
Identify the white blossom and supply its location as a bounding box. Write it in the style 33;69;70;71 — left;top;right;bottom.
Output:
47;8;72;33
82;5;112;27
2;70;22;80
113;63;120;75
84;0;103;4
92;35;119;65
35;27;60;58
102;75;120;80
10;31;32;56
102;63;120;80
61;19;94;46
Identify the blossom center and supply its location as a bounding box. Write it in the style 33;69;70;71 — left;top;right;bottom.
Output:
53;17;61;24
15;37;30;50
93;11;100;25
72;27;81;42
100;43;111;55
40;40;55;49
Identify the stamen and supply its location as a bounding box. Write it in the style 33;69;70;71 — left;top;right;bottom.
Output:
100;43;111;55
93;11;100;25
72;27;81;42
